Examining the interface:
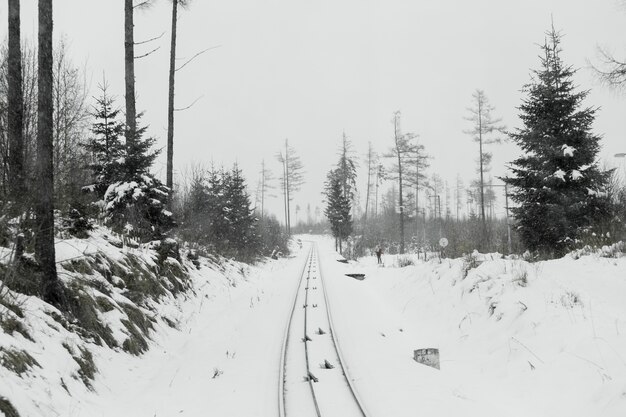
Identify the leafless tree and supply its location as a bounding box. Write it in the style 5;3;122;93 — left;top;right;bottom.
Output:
256;159;275;219
276;139;304;235
385;111;418;254
464;89;505;249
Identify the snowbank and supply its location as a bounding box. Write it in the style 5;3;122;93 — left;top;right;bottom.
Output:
351;249;626;416
0;227;273;417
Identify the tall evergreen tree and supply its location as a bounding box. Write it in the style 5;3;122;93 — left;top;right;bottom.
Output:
504;28;612;256
84;82;125;198
324;168;353;252
103;116;174;241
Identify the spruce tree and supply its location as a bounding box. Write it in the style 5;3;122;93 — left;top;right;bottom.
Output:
103;115;174;241
503;28;612;256
84;83;125;198
324;168;353;252
224;166;259;259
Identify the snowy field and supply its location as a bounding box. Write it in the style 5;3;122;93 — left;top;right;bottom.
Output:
1;234;625;416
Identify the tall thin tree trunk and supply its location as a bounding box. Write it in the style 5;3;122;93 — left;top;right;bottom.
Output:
261;159;265;218
285;139;291;235
415;158;420;240
125;0;136;145
364;142;372;225
166;0;178;193
37;0;64;306
478;99;487;249
282;158;288;232
8;0;25;205
394;117;405;254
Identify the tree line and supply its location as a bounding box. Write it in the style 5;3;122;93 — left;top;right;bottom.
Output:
0;0;288;310
321;26;625;260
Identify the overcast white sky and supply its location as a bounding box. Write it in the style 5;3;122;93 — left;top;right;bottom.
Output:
2;0;626;221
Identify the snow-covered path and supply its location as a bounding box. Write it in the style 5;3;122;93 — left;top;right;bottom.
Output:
70;248;309;417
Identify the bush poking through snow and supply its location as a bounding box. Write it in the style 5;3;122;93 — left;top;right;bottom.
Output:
512;263;528;287
65;281;118;348
0;397;20;417
561;290;583;308
63;343;97;390
396;255;415;268
461;252;480;279
0;315;32;341
0;347;40;375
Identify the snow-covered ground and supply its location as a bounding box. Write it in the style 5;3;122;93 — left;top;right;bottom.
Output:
324;239;626;417
1;234;625;416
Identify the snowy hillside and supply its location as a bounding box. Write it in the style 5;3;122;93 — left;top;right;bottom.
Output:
347;247;626;417
0;227;286;417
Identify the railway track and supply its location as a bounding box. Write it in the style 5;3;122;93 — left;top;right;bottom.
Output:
279;242;368;417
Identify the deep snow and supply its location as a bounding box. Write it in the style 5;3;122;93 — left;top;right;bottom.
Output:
1;235;625;416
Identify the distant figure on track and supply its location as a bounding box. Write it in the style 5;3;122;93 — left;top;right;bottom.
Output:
375;246;383;265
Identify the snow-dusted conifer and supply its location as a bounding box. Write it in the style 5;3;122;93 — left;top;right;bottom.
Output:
504;27;612;256
84;83;125;198
104;115;174;241
324;168;353;252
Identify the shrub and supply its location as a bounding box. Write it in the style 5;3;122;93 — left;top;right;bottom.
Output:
0;397;20;417
396;255;415;268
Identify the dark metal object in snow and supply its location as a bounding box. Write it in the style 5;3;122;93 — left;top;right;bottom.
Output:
337;259;348;264
345;273;365;280
413;348;440;370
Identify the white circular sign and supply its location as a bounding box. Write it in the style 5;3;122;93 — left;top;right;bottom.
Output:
439;238;449;248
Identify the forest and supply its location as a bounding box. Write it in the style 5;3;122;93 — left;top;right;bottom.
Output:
0;1;625;310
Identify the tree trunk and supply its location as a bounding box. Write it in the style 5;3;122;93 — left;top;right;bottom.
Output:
364;143;372;225
166;0;178;193
415;159;419;241
261;160;265;218
282;158;288;233
124;0;136;145
394;117;405;254
398;153;404;254
8;0;25;205
285;140;291;235
37;0;64;307
478;99;487;249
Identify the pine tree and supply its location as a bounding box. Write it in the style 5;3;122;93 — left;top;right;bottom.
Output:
84;83;125;198
503;27;612;256
224;166;259;259
103;116;174;241
324;168;353;252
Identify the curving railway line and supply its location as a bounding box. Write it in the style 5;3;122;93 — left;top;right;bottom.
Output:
278;242;369;417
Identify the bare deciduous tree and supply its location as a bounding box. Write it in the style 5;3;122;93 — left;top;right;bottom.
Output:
276;139;304;235
464;89;505;249
385;111;418;254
